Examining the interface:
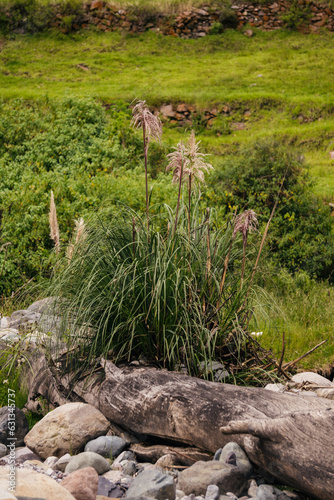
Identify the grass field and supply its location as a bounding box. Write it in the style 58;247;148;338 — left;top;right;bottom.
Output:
1;28;334;197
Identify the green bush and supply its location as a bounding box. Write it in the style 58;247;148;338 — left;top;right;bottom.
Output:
207;140;334;281
0;342;44;428
44;110;278;383
280;0;312;30
209;22;224;35
218;7;238;29
0;0;85;35
0;0;53;35
47;201;265;380
0;98;170;295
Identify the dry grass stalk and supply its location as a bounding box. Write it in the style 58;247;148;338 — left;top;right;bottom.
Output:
66;217;86;261
167;131;213;237
74;217;86;245
166;140;189;233
49;190;60;254
206;208;211;276
233;210;258;285
233;209;258;242
187;130;212;237
187;130;213;184
166;140;189;184
131;100;163;148
131;100;163;233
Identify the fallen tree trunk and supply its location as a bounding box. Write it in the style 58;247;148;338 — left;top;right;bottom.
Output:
26;355;334;500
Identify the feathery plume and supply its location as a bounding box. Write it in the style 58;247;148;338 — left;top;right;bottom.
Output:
49;190;60;254
187;130;213;185
166;141;190;184
167;141;190;234
131;100;163;147
66;217;86;261
233;210;258;243
131;100;163;234
74;217;86;245
233;209;258;285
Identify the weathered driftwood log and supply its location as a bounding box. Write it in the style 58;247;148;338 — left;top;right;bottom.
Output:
25;355;334;500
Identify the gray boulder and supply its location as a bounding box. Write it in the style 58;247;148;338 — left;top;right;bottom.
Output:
291;372;332;386
0;329;20;342
84;435;127;459
9;310;28;320
177;460;247;497
256;484;291;500
112;450;135;465
126;468;176;500
97;476;118;497
52;453;71;472
65;451;111;475
264;383;285;393
37;315;62;335
27;297;55;314
219;442;252;476
198;361;229;382
120;460;137;476
0;317;9;328
205;484;219;500
9;447;41;464
9;311;41;332
24;402;110;459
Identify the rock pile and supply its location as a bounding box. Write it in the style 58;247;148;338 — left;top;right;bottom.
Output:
157;103;228;127
0;402;307;500
0;297;59;345
233;0;334;33
50;1;334;37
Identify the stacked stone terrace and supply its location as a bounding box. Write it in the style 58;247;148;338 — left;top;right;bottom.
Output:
56;0;334;37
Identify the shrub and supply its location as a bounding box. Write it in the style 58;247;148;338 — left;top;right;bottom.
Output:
0;98;161;295
218;7;238;30
48;203;255;377
0;0;53;35
45;117;275;383
0;0;85;35
207;140;334;281
209;22;224;35
280;0;312;30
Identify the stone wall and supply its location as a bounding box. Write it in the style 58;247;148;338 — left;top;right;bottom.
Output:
51;1;334;37
233;1;334;32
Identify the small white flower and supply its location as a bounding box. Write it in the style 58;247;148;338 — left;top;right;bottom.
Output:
250;331;263;337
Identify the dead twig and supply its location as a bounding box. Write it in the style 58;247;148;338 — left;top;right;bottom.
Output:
282;339;328;371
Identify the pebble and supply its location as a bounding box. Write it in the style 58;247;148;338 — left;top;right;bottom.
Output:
84;435;127;459
0;440;307;500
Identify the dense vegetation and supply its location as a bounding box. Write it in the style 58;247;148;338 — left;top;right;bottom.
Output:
1;99;333;293
1;28;334;200
0;21;333;373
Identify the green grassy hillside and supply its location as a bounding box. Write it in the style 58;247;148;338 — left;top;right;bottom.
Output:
0;25;333;372
1;29;334;198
